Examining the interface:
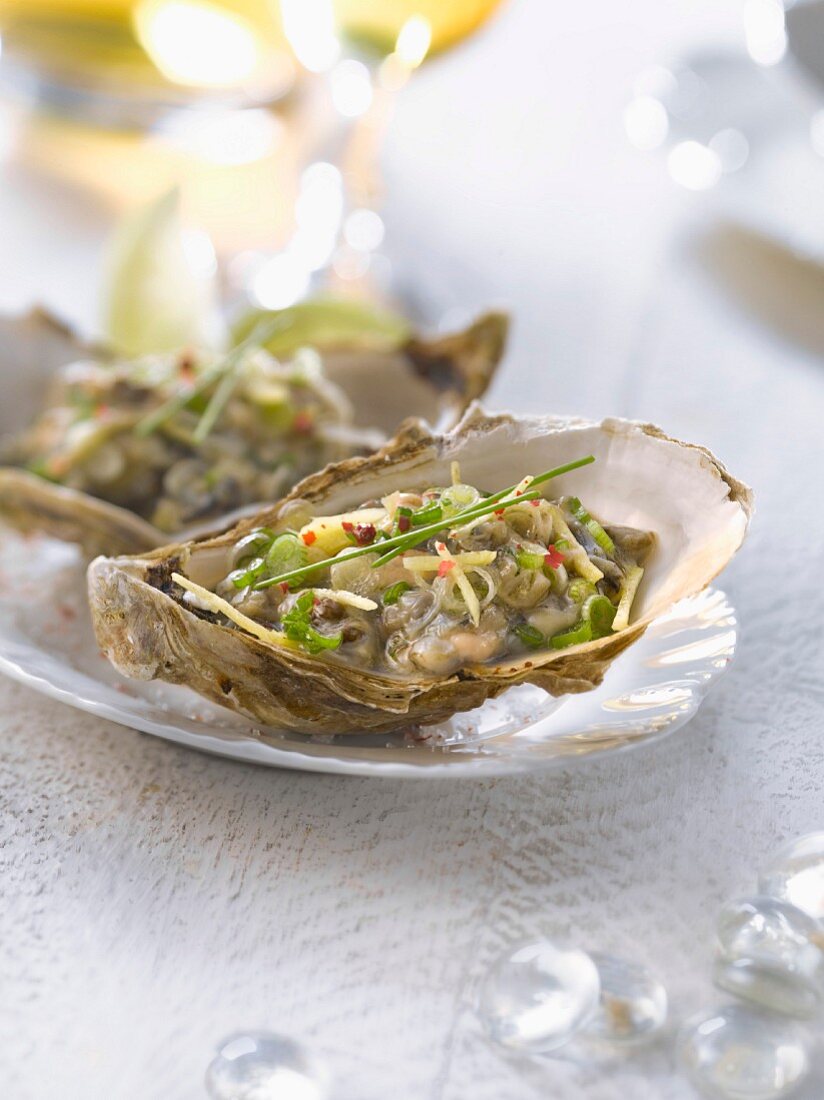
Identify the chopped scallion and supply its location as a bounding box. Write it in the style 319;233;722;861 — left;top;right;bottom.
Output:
281;590;342;654
568;578;597;603
231;527;275;568
253;455;595;591
566;496;615;554
516;549;546;571
582;594;616;638
192;364;243;444
228;557;267;588
515;623;545;648
411;501;443;526
551;620;593;649
265;533;308;582
441;483;481;517
382;581;411;606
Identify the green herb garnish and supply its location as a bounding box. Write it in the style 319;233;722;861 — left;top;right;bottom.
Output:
566;496;615;554
582;593;616;638
192;365;243;444
233;527;275;566
228;556;267;588
440;483;481;517
382;581;411;606
253;455;595;591
551;620;593;649
568;578;597;603
135;314;292;439
370;489;545;568
515;623;545;648
515;548;546;571
411;501;443;526
281;590;342;654
265;533;307;582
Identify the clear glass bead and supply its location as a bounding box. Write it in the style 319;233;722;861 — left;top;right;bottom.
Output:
582;953;668;1044
205;1032;328;1100
759;832;824;921
677;1004;810;1099
478;940;600;1053
714;895;824;1018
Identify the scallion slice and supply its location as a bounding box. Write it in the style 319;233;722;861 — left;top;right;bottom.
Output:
382;581;411;606
551;620;593;649
566;497;615;554
265;533;307;582
516;549;546;571
567;578;597;603
441;483;481;518
515;623;545;648
228;556;267;588
411;501;443;526
232;527;275;567
253;455;595;591
582;594;616;638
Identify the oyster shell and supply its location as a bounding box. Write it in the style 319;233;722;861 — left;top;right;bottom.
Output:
0;308;507;557
88;405;752;735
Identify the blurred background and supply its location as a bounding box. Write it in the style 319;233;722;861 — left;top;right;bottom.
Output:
2;0;824;404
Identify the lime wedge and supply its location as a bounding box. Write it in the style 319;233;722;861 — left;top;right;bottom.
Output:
101;187;222;357
231;297;411;356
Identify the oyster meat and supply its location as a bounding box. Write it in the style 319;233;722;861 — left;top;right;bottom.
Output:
0;307;507;557
88;406;752;735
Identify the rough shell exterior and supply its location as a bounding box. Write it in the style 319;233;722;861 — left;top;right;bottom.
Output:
88;406;753;736
0;309;507;558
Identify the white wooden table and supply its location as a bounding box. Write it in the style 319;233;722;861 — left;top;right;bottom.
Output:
3;2;824;1097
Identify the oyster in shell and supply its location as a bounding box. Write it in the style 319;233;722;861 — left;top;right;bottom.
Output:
88;406;752;735
0;307;507;557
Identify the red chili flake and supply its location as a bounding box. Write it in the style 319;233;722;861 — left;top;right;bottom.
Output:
530;499;541;508
398;515;411;534
435;541;446;552
544;544;565;570
342;521;354;533
515;490;522;496
293;411;314;434
437;560;455;577
302;530;317;546
494;508;504;517
354;523;376;546
279;582;290;595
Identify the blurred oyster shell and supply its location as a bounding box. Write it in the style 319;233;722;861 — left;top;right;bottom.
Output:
0;307;507;557
88;405;752;736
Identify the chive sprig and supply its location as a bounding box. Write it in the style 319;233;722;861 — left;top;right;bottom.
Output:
135;314;294;439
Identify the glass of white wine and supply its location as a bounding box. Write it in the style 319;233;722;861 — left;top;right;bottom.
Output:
245;0;508;317
0;0;296;127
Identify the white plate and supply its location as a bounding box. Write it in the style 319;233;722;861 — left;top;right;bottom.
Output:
0;531;737;777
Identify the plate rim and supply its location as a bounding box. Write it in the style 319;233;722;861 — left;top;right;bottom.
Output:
0;587;737;779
